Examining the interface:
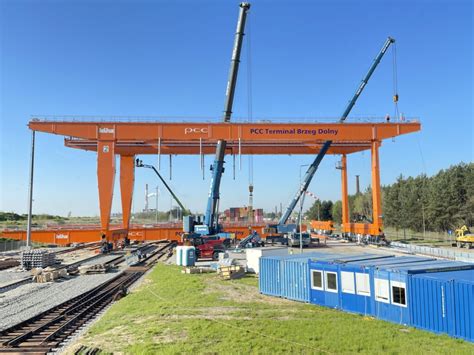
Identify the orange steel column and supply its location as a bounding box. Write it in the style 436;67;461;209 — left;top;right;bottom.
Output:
97;141;116;232
341;154;349;228
371;141;383;231
120;155;135;230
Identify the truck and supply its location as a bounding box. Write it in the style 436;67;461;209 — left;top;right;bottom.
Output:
286;232;311;248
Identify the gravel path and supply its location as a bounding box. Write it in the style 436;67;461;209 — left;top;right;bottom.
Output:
0;269;31;285
0;271;121;331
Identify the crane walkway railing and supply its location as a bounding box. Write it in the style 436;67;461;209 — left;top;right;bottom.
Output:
29;115;419;124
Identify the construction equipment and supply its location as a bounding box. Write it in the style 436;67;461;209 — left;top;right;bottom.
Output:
265;38;395;245
184;236;226;261
185;2;251;242
135;159;187;213
238;230;264;248
454;225;474;249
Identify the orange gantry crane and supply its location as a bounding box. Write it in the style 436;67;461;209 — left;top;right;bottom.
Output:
13;118;420;245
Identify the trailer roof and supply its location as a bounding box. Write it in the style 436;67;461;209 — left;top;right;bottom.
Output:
412;269;474;283
331;253;394;263
344;255;433;267
380;260;474;274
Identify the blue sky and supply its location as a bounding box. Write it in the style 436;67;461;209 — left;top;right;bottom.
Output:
1;0;472;217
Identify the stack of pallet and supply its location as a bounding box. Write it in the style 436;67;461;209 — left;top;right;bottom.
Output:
21;250;56;270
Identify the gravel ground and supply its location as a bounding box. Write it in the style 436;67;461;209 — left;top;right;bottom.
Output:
0;269;31;285
77;254;122;267
0;271;121;331
0;253;121;287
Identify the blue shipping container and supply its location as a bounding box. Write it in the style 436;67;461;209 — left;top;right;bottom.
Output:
372;260;474;325
259;255;283;297
335;256;434;316
259;252;346;300
410;269;474;342
308;254;395;310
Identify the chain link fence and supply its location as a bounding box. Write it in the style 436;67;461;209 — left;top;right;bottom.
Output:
0;239;27;252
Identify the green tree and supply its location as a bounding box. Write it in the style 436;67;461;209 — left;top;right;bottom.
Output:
320;200;333;220
331;201;342;224
306;200;322;220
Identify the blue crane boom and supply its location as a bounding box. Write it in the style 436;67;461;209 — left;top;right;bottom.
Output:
278;37;395;226
203;3;251;234
340;37;395;122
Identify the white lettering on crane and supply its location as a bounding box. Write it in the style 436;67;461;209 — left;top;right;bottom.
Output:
185;128;208;134
99;128;114;134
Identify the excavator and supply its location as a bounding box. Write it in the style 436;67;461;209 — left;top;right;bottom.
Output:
454;225;474;249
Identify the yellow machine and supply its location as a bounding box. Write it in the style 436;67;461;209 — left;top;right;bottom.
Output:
455;225;474;249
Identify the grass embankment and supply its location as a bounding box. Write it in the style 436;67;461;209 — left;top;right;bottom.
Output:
72;264;474;354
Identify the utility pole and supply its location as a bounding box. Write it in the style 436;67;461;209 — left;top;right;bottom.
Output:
26;130;36;248
155;186;159;223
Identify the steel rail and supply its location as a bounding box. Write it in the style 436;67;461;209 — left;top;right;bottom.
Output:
0;241;175;354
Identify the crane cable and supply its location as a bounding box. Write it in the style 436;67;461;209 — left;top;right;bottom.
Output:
392;41;400;120
246;13;253;186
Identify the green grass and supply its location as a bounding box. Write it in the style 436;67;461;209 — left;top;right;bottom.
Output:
74;264;474;354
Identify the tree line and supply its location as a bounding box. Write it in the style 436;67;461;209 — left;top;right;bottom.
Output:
306;162;473;232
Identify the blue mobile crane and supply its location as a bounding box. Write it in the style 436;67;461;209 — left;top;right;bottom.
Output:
184;3;251;241
266;37;396;245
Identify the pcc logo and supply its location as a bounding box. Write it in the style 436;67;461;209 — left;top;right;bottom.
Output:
184;127;208;134
99;127;114;134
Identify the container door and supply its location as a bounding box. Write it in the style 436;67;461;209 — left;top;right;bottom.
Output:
259;257;281;297
340;269;357;313
323;264;340;308
309;264;325;306
389;278;409;325
452;280;474;342
410;277;450;335
372;270;391;321
282;260;308;302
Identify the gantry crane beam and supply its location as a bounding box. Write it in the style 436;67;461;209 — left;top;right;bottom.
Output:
29;120;420;154
64;139;372;155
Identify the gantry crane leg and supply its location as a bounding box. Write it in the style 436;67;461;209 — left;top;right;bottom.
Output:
120;155;135;231
341;154;349;232
371;140;383;231
97;141;116;233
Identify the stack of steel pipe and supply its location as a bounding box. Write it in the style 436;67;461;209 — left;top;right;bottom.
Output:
21;250;56;270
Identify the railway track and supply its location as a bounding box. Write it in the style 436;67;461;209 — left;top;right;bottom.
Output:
0;260;20;271
54;242;101;256
0;241;175;354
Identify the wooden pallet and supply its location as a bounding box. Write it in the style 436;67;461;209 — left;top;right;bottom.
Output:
218;265;245;280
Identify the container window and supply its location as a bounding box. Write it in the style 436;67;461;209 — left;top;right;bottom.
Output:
391;281;407;307
374;278;390;303
325;272;338;293
341;271;355;294
355;273;371;296
311;270;323;290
